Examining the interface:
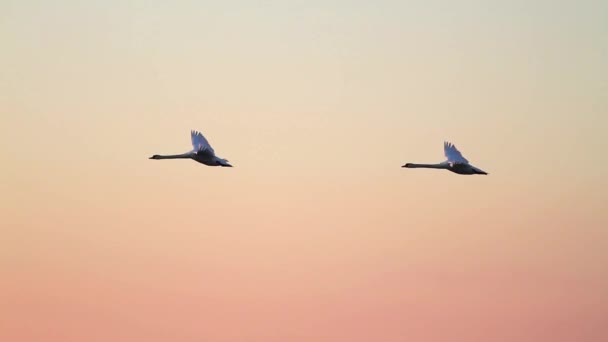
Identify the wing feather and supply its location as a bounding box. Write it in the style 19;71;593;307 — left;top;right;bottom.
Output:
444;141;469;164
191;130;215;156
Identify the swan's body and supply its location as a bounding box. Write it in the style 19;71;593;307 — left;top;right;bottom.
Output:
149;130;232;167
402;142;487;175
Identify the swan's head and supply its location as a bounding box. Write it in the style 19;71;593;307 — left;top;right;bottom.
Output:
402;163;413;168
149;155;160;160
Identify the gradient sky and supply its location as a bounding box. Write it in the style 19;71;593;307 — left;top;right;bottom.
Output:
1;1;607;341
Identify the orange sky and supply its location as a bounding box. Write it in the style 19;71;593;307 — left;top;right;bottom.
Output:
1;1;607;341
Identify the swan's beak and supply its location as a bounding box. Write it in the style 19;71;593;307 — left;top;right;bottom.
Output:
402;163;411;168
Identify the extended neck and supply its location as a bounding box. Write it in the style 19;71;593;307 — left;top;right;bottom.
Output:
403;163;447;169
150;152;192;160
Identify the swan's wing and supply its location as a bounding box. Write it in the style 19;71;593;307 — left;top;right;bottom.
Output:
444;141;469;164
191;130;215;156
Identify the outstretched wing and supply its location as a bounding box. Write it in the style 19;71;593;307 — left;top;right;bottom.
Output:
444;141;469;164
191;130;215;156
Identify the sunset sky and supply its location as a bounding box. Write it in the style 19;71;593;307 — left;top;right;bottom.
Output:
1;1;607;341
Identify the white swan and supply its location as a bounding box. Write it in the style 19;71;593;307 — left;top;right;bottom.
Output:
149;130;232;167
402;141;487;175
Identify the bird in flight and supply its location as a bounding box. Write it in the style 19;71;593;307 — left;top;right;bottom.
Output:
149;130;232;167
402;141;487;175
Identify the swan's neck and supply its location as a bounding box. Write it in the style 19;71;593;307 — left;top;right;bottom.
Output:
405;163;448;169
153;152;192;159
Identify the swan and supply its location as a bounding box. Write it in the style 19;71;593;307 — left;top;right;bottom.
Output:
402;141;487;175
149;130;233;167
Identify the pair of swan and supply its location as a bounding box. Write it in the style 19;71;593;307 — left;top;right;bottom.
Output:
150;130;488;175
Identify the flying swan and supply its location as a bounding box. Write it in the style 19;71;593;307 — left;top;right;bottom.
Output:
402;141;487;175
149;130;232;167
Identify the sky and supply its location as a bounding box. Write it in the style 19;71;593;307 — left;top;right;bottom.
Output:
1;0;607;341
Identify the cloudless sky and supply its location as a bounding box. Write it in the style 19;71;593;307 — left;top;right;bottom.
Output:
1;1;607;341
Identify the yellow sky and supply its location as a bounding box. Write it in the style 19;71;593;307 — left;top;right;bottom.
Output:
1;1;607;341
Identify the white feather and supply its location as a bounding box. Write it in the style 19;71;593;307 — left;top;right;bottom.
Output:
443;141;469;164
191;130;215;156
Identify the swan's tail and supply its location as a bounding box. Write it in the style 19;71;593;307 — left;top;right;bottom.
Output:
218;159;233;167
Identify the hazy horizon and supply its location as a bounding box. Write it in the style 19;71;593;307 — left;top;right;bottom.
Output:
2;1;607;341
